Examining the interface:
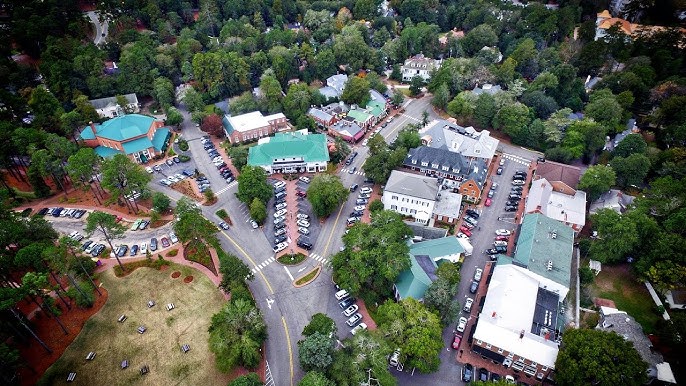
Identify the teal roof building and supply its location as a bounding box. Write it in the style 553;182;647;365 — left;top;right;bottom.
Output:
79;114;170;163
247;131;330;174
394;237;464;301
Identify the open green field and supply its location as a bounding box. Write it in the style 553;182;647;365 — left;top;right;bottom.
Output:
39;264;229;386
591;264;660;333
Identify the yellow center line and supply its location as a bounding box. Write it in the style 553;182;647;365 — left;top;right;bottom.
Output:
281;316;294;386
220;230;274;295
322;200;346;257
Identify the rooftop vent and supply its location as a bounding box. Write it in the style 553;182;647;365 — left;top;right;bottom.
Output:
551;231;557;239
547;260;553;271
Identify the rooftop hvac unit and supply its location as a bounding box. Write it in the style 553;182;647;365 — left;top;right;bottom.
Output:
547;260;553;271
551;231;557;239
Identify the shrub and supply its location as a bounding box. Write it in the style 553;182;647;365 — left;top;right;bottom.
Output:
230;283;255;305
166;249;179;257
216;209;228;219
369;199;384;212
178;140;189;151
179;154;191;162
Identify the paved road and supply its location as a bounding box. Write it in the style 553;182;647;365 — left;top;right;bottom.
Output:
87;11;108;45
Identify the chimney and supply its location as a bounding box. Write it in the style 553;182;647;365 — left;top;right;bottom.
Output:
492;311;497;318
519;330;525;339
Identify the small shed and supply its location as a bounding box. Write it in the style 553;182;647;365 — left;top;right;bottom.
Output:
589;260;602;276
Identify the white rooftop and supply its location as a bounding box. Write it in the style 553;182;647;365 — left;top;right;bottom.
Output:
226;112;285;133
433;191;463;220
421;120;499;161
473;264;560;368
525;178;586;230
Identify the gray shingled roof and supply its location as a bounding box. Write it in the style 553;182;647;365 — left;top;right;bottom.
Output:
385;170;439;201
404;146;489;188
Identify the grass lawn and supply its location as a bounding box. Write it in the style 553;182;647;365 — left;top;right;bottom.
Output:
590;264;660;333
38;264;229;386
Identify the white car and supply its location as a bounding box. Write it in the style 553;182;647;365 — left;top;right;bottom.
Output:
167;176;178;183
354;205;366;212
274;216;285;224
169;232;178;243
493;240;507;247
299;176;310;183
298;227;310;235
474;268;483;281
296;219;310;228
145;166;153;173
296;213;309;220
343;304;359;317
499;158;505;166
456;232;469;239
362;139;369;146
351;322;368;335
275;202;288;210
335;289;349;300
250;220;259;229
463;298;474;313
140;243;147;254
273;242;288;253
84;243;96;254
174;173;185;180
274;209;288;218
512;180;525;186
495;229;512;236
457;317;467;333
212;156;223;162
274;227;287;237
274;181;286;189
360;187;372;194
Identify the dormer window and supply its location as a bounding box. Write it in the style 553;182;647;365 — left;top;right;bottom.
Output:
442;166;449;171
421;162;428;167
412;159;417;164
431;163;439;169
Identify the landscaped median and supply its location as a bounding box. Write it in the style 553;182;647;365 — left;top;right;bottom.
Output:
294;265;321;287
276;251;307;265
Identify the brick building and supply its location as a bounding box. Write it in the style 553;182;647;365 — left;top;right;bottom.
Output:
222;111;290;144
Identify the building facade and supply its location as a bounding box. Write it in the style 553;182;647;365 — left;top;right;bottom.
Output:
247;131;329;174
401;54;441;82
222;111;290;144
78;114;170;163
382;170;438;224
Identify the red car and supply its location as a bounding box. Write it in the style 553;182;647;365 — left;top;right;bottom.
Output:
459;226;472;237
495;235;509;241
296;190;307;198
452;334;462;350
485;198;492;206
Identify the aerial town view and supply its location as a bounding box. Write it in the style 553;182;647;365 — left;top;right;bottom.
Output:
1;0;685;385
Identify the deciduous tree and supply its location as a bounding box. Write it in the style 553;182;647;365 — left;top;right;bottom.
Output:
208;298;267;371
307;174;349;218
578;165;616;201
236;165;272;205
249;197;267;224
613;133;647;158
84;211;127;270
610;153;651;188
201;114;225;137
555;328;647;386
341;76;371;106
298;332;335;372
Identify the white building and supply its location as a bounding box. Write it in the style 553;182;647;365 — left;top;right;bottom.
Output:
382;170;438;224
401;54;441;82
524;178;587;233
420;119;500;164
222;111;289;144
89;93;139;118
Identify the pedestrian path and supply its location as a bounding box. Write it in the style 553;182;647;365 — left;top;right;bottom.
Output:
264;361;275;386
401;113;421;122
310;252;328;265
501;153;531;167
251;257;276;273
340;168;366;176
215;181;238;196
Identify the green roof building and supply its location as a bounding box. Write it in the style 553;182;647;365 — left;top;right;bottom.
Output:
393;237;464;301
498;213;574;298
78;114;170;163
365;100;387;119
346;108;374;130
247;131;330;174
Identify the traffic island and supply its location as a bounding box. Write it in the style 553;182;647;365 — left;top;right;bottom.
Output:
276;252;307;265
294;266;321;287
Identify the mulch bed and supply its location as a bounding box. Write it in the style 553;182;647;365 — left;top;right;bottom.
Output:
171;271;181;279
16;287;109;386
183;275;194;283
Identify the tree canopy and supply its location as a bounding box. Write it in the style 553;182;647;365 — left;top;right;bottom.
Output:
307;174;349;218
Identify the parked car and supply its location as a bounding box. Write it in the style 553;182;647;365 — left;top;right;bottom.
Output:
346;313;363;327
452;334;462;350
485;198;492;206
339;297;356;309
296;219;310;228
495;229;512;236
463;297;474;313
274;222;286;230
496;167;503;175
351;323;367;335
343;304;359;317
506;200;519;206
355;198;368;205
478;368;489;382
470;281;479;294
495;235;509;241
462;364;474;382
274;227;287;237
117;245;128;257
161;237;170;248
457;317;467;332
274;234;287;244
298;227;310;235
360;187;372;194
140;243;147;254
250;220;259;229
499;159;506;166
505;206;517;212
512;180;526;186
273;242;288;253
130;244;139;256
474;268;483;281
150;238;158;251
487;190;495;198
297;238;313;250
354;205;366;212
459;227;472;237
296;213;310;220
275;202;288;210
296;190;307;197
466;209;480;218
350;183;358;192
218;221;230;230
169;232;178;243
299;176;310;183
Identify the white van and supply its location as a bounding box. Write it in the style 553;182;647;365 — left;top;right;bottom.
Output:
335;289;349;300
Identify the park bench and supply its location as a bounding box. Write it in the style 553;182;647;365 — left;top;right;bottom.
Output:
140;365;149;375
137;326;147;334
147;300;155;308
166;303;175;311
86;352;96;360
118;314;127;323
121;360;129;369
66;372;76;382
181;344;190;353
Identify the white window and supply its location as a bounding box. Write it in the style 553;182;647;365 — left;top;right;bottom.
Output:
412;159;417;164
486;343;492;349
442;165;449;171
421;162;428;167
392;195;398;200
497;348;504;354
